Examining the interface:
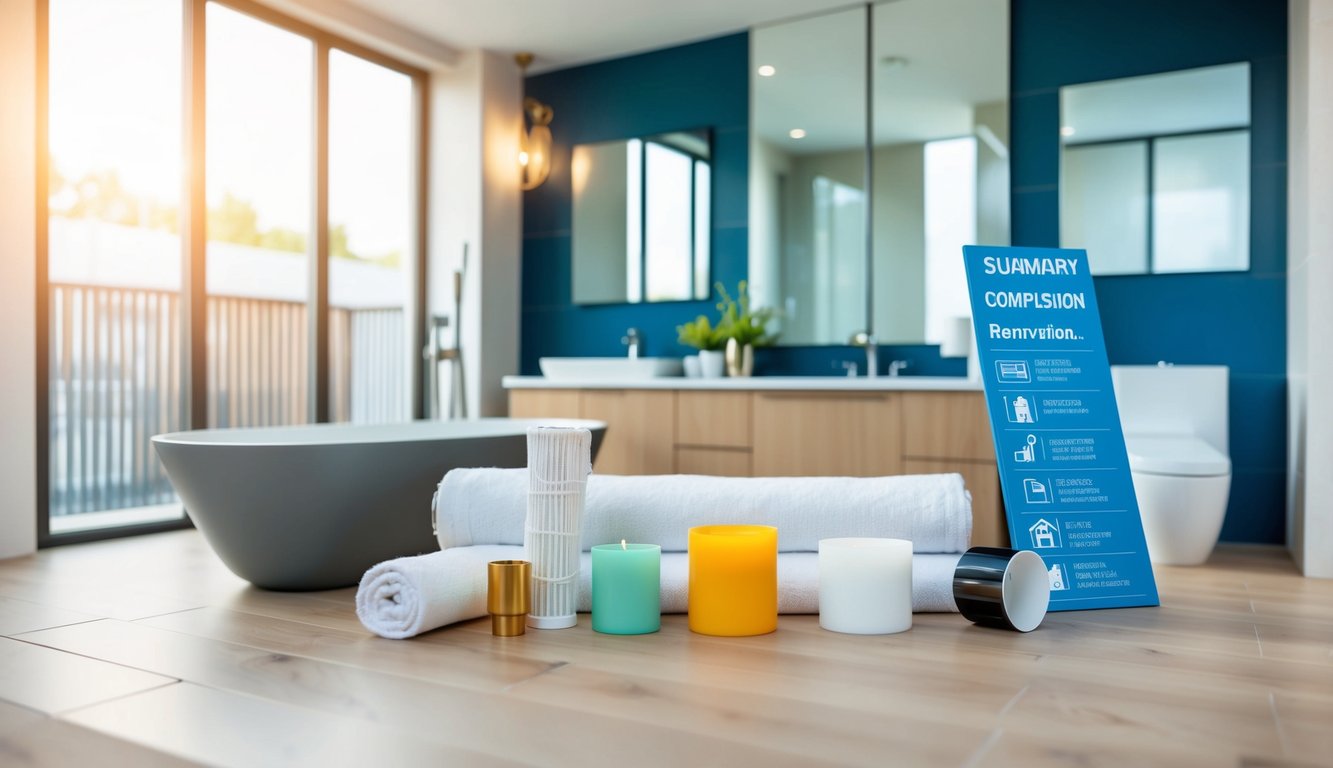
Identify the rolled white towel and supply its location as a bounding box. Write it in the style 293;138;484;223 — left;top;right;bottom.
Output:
356;545;961;639
436;469;972;554
355;545;519;640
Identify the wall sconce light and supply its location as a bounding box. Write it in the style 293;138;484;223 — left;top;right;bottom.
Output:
515;53;553;191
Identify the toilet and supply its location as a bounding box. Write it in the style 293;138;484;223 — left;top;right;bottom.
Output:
1111;364;1232;566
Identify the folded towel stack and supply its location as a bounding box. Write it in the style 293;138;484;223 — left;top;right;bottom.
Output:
357;470;974;639
356;545;964;639
436;469;972;554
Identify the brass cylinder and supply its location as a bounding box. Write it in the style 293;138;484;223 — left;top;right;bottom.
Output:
487;560;531;636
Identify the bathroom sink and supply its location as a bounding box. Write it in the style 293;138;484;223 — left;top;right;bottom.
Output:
539;357;683;381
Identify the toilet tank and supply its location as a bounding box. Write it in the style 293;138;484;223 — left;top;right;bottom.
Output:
1110;364;1229;453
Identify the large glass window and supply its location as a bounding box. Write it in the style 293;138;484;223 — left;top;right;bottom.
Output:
42;0;425;541
327;49;413;424
205;3;313;428
46;0;186;534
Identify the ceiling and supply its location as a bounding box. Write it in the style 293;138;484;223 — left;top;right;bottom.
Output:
338;0;860;72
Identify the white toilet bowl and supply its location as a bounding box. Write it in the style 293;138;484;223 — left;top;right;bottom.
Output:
1125;435;1231;566
1112;364;1232;567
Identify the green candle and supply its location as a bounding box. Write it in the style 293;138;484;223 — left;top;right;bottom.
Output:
591;541;661;635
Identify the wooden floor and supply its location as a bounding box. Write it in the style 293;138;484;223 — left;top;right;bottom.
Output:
0;532;1330;767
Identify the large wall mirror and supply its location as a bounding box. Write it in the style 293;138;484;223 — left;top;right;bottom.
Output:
1060;63;1251;275
748;0;1009;348
572;130;711;304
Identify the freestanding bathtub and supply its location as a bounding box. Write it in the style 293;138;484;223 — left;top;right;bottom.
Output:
152;419;606;590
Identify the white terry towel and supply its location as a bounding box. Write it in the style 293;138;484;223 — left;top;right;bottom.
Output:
356;545;961;639
355;545;519;640
436;469;972;554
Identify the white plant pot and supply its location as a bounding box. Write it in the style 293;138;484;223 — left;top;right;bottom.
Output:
682;355;702;378
698;350;725;379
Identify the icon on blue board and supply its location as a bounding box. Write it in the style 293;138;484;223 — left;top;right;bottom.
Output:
1004;394;1037;424
1014;434;1038;463
1029;518;1061;549
995;360;1031;383
1023;478;1051;504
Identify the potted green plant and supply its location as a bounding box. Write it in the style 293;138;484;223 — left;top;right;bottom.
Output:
715;280;777;377
676;315;727;378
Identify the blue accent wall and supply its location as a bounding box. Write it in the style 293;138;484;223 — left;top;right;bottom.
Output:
520;2;1288;543
1012;0;1288;544
521;34;750;372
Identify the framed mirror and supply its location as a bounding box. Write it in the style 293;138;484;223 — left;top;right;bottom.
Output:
748;6;868;346
1059;63;1251;275
571;130;711;304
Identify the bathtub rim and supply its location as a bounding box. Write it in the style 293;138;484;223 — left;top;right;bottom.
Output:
151;417;607;448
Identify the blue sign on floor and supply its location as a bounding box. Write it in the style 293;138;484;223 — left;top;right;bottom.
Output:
963;245;1159;611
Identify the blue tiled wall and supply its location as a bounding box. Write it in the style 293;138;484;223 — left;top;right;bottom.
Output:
1012;0;1288;543
521;1;1288;543
521;34;750;372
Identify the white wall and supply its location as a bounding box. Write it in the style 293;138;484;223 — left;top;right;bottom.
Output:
0;0;38;559
1288;0;1333;577
429;50;521;418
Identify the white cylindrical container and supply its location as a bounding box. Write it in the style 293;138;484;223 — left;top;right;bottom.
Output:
524;426;592;629
818;537;913;635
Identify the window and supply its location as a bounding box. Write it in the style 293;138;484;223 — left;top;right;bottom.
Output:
39;0;426;542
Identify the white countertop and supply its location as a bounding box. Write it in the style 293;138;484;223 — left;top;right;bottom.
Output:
502;375;983;392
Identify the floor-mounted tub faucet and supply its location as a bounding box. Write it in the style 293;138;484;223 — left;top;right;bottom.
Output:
622;327;642;359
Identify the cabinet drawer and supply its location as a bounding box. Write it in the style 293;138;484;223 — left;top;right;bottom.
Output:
903;459;1007;548
902;391;995;462
752;392;903;477
676;392;752;449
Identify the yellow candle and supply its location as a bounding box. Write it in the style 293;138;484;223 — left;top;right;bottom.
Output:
688;525;778;636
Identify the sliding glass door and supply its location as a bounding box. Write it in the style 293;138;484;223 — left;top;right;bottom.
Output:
40;0;426;542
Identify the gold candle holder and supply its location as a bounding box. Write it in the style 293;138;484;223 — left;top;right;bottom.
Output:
487;560;531;636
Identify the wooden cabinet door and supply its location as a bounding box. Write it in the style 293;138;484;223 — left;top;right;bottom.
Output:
676;392;752;449
903;459;1008;548
675;446;752;477
901;391;994;461
579;390;675;475
752;392;902;477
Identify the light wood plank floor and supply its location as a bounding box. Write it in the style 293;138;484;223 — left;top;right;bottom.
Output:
0;531;1329;767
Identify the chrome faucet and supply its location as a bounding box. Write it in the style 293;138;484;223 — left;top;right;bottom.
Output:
888;359;912;377
850;331;878;378
621;327;641;359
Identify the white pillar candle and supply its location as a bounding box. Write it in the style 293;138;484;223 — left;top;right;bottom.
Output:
818;537;913;635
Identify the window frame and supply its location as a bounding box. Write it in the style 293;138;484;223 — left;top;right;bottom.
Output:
35;0;430;547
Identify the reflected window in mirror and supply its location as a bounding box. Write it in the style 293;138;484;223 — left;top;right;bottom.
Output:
1060;63;1250;276
571;131;711;304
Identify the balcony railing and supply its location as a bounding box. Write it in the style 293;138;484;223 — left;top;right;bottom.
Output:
48;282;406;520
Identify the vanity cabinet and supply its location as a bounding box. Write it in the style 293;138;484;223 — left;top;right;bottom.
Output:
508;385;1008;547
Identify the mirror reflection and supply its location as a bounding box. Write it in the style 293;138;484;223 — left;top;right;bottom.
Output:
749;6;867;346
571;130;711;304
1060;63;1251;275
748;0;1009;348
871;0;1009;345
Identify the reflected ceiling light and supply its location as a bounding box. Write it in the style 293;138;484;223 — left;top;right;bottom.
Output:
757;64;776;77
515;53;553;191
789;128;806;139
1060;126;1076;137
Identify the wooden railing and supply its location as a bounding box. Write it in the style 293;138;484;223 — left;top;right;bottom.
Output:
48;283;406;519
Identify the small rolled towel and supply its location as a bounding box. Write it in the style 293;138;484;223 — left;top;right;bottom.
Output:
436;469;972;554
356;545;962;639
355;545;520;640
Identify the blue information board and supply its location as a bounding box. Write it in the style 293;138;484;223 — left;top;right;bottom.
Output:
962;245;1159;611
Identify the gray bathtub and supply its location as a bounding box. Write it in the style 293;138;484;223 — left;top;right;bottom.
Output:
152;418;606;590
